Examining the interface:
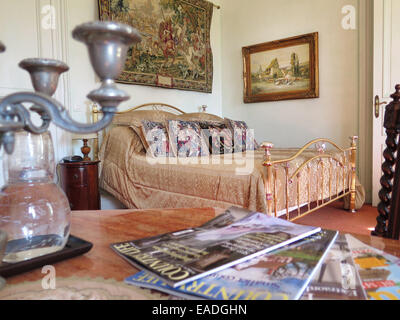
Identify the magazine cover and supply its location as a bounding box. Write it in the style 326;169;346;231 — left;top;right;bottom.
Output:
301;234;367;300
125;229;338;300
346;234;400;300
111;206;321;287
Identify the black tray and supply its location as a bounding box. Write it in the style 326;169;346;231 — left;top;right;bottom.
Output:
0;235;93;278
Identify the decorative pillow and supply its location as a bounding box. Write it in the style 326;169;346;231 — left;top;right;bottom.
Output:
113;110;178;150
127;127;146;154
167;120;210;157
113;110;177;127
176;112;224;122
225;118;259;152
129;125;149;151
197;121;233;154
141;120;170;157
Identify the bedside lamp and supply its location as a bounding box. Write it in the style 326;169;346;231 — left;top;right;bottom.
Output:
72;133;98;161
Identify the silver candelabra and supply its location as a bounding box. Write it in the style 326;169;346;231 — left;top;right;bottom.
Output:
0;21;141;154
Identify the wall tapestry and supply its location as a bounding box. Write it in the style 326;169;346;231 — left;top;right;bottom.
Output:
242;32;319;103
98;0;214;93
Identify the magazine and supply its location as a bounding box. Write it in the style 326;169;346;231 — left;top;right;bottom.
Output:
125;272;205;300
111;206;321;287
345;234;400;300
125;229;338;300
301;234;367;300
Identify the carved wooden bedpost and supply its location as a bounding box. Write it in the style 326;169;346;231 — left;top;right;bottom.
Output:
349;136;358;213
261;142;274;216
373;85;400;239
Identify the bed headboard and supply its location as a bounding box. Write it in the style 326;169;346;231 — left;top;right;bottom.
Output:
111;102;186;115
91;102;187;160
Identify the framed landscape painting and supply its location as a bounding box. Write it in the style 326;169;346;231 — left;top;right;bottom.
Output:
98;0;214;93
242;33;319;103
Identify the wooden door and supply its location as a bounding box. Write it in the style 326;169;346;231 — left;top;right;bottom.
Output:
372;0;400;206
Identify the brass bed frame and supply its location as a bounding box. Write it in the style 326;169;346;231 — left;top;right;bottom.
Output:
92;103;358;221
261;137;357;221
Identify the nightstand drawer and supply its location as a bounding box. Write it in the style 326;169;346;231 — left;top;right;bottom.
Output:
63;167;88;187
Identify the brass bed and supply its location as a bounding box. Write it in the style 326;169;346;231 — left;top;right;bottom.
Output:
93;103;360;222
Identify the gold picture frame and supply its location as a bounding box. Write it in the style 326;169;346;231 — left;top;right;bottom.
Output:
242;32;319;103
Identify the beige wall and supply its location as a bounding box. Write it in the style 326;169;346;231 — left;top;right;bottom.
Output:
67;0;222;119
66;0;222;155
220;0;359;147
219;0;372;202
0;0;222;181
0;0;73;185
0;0;372;202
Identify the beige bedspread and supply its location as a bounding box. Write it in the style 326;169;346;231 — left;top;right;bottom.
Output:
99;126;362;214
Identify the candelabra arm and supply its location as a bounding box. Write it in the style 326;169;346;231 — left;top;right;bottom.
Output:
0;91;115;134
13;104;51;134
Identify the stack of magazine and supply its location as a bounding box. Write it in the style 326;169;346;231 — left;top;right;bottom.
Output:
111;206;400;300
345;234;400;300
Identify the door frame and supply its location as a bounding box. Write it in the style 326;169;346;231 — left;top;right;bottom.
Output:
358;0;374;205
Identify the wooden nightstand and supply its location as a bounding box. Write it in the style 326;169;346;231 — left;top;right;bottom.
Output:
58;160;101;210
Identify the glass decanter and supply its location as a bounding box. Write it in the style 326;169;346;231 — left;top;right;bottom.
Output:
0;130;70;263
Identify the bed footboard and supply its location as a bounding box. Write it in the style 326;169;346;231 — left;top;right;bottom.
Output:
261;136;358;221
349;136;358;213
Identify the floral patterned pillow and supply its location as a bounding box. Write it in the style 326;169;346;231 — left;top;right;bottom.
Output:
225;118;259;152
198;121;233;154
141;120;170;157
167;120;210;157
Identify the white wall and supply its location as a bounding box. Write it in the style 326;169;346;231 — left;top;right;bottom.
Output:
66;0;222;155
0;0;361;153
0;0;371;202
220;0;359;148
67;0;222;116
0;0;39;186
0;0;222;201
0;0;72;185
220;0;372;202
